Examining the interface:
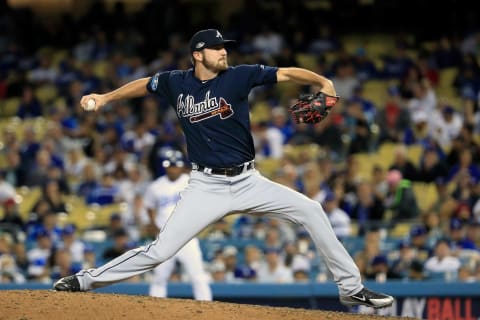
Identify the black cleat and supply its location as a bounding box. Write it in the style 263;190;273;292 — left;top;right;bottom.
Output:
340;287;394;309
53;275;81;292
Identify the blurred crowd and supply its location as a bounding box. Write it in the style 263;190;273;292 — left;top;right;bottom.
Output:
1;0;480;286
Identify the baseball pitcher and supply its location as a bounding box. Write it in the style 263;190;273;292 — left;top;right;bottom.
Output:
54;29;394;309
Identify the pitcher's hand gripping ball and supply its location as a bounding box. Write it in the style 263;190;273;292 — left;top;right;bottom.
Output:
289;92;339;124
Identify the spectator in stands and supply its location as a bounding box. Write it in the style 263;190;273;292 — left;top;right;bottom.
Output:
416;146;448;183
431;36;462;69
208;260;226;282
416;51;439;88
409;225;432;263
50;248;81;282
81;244;97;269
388;144;418;181
257;247;293;283
28;53;58;85
448;218;477;255
407;260;427;281
222;245;239;283
26;228;53;282
252;25;284;59
424;238;461;277
403;111;433;146
429;177;457;224
120;121;156;161
270;106;294;144
64;147;89;184
25;148;53;187
0;171;16;205
204;218;231;240
263;227;284;250
370;164;388;200
76;162;100;200
38;179;68;214
0;233;25;283
251;121;284;160
331;60;360;102
453;53;480;97
233;244;260;282
308;25;341;55
376;85;411;144
0;198;24;231
116;164;149;205
390;241;416;279
352;47;379;81
350;180;385;235
312;111;344;159
58;224;85;265
102;227;131;261
3;150;27;187
344;100;372;154
399;65;423;100
445;148;480;185
366;254;402;282
86;172;120;205
353;230;382;280
105;212;126;239
322;191;351;239
384;169;419;221
36;211;62;244
16;85;43;119
272;163;304;193
430;105;463;150
381;43;414;79
422;210;444;248
406;79;437;122
122;193;149;242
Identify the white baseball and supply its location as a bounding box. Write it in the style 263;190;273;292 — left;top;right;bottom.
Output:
85;99;96;111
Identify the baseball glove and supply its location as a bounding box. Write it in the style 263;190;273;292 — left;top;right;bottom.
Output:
289;92;339;124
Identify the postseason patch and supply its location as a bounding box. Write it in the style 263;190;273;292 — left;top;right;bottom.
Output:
150;73;159;91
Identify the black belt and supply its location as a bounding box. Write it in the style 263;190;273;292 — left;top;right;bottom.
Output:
193;161;255;177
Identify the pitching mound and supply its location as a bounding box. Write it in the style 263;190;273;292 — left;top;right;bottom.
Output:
0;290;413;320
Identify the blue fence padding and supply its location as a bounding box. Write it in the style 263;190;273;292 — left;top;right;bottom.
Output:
2;281;480;297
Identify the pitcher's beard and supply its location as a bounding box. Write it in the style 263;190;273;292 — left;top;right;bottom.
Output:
204;58;228;72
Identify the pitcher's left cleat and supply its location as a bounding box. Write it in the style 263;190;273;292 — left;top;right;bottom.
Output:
53;275;82;292
340;287;394;309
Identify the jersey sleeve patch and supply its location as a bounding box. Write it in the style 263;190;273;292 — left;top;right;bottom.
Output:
147;73;160;92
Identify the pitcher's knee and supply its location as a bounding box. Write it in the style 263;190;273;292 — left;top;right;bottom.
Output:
145;243;177;264
294;200;327;223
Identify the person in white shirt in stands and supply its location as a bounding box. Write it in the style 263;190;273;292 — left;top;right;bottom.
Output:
424;238;461;275
257;247;293;283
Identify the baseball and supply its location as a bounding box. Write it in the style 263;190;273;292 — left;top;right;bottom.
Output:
85;98;96;111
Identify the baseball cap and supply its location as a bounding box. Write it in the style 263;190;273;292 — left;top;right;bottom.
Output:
410;225;427;237
324;191;336;202
62;224;76;236
449;218;464;231
371;255;388;266
222;245;238;257
189;29;236;52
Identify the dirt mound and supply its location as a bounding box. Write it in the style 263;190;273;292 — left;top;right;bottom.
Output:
0;290;413;320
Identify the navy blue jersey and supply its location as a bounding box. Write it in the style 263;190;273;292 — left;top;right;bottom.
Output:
147;64;278;167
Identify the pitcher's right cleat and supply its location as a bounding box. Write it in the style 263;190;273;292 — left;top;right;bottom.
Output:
53;275;81;292
340;287;394;309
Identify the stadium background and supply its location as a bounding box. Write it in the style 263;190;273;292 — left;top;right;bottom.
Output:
1;0;480;318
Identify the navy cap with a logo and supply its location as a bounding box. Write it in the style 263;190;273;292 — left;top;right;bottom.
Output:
189;29;236;52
